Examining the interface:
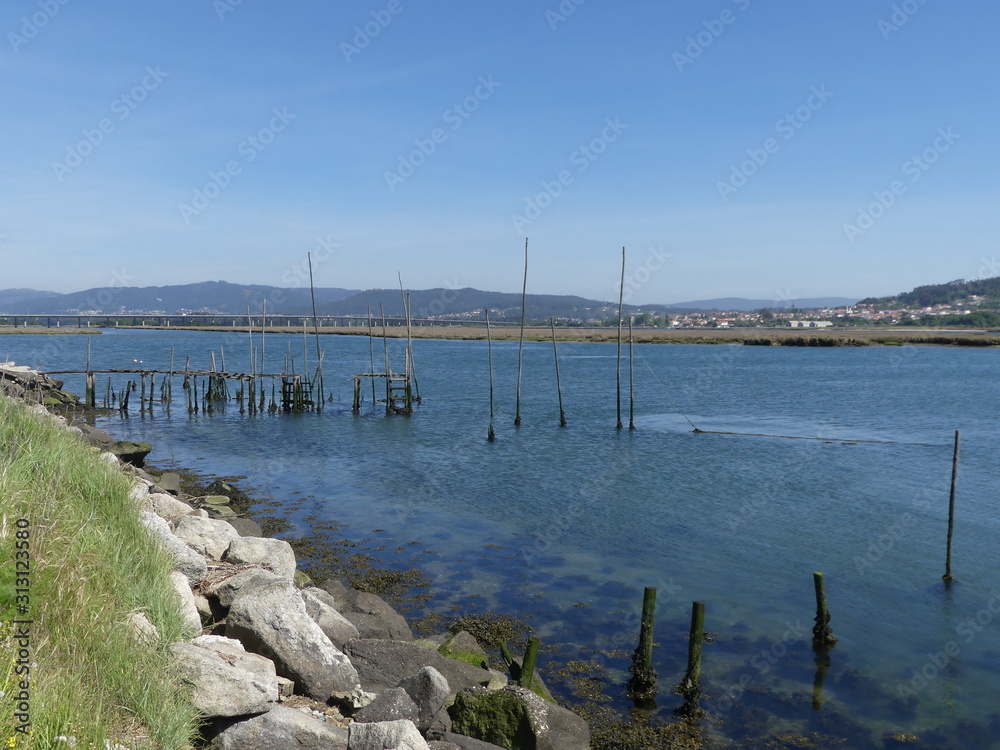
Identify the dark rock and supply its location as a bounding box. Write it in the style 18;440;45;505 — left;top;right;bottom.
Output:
397;666;450;735
353;687;419;725
344;639;494;699
320;586;413;641
208;704;348;750
72;421;117;451
110;440;153;468
449;686;590;750
157;471;182;495
225;578;360;700
440;733;510;750
226;517;264;537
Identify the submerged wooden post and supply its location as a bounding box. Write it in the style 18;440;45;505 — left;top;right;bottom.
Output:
681;600;705;694
943;430;960;583
514;238;528;427
628;315;636;430
627;586;657;699
616;247;625;430
352;377;361;414
85;371;96;409
812;571;837;647
550;318;566;427
486;309;496;442
520;637;541;690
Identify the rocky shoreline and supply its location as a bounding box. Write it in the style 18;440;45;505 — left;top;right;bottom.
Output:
0;361;591;750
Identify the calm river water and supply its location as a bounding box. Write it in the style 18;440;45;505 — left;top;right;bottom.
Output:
5;329;999;748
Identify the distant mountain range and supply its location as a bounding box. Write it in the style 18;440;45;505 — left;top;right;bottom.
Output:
0;282;860;318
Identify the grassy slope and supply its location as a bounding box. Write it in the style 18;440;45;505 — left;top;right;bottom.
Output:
0;394;198;750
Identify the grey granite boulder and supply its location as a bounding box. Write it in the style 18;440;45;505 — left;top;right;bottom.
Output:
173;515;242;560
438;733;509;750
206;568;281;608
353;687;419;725
318;582;413;641
170;635;278;718
226;517;264;537
449;686;590;750
344;639;494;699
169;571;203;638
223;536;297;580
226;578;360;700
301;588;361;649
149;492;195;522
348;719;429;750
398;666;450;735
209;704;348;750
138;510;207;585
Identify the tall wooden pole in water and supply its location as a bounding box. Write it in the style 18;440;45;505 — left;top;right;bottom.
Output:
943;430;960;583
812;571;837;647
628;314;636;430
514;238;528;427
486;309;496;442
367;305;377;406
681;600;705;694
627;586;657;700
308;253;324;411
616;247;625;430
380;303;391;414
550;318;566;427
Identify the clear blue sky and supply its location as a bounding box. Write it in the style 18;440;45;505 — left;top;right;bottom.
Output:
1;1;997;304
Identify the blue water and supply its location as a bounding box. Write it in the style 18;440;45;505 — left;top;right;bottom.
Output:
5;329;1000;748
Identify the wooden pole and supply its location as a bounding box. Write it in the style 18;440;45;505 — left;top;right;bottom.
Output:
520;637;541;691
943;430;960;583
380;303;392;414
551;318;566;427
514;237;528;427
261;299;266;377
406;293;420;401
307;253;324;413
616;247;625;430
681;600;705;694
486;309;496;442
367;306;377;407
812;571;837;647
627;586;657;699
628;315;636;430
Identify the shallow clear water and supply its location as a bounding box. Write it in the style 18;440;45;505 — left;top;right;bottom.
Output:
5;329;1000;748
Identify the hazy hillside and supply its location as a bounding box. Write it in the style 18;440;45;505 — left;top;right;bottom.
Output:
861;277;1000;309
2;281;358;314
0;288;61;310
669;296;858;312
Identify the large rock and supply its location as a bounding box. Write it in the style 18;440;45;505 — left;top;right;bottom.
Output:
208;704;348;750
449;686;590;750
226;517;264;537
344;639;494;699
226;578;360;700
439;734;510;750
319;582;413;641
170;635;278;718
73;421;117;450
302;588;360;649
173;515;242;560
439;631;489;670
110;440;153;467
353;687;419;725
224;536;297;580
138;510;207;585
169;571;203;638
348;719;429;750
149;492;195;523
207;568;282;608
398;667;450;735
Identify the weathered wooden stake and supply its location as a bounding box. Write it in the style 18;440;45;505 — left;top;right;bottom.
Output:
616;247;625;430
627;586;657;699
352;377;361;414
550;318;566;427
520;636;541;691
380;303;392;414
812;571;837;647
486;309;496;442
85;371;96;409
681;600;705;694
943;430;960;583
367;306;377;407
628;315;636;430
514;238;528;426
307;253;324;412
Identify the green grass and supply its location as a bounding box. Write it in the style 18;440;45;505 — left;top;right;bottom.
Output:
0;394;199;750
